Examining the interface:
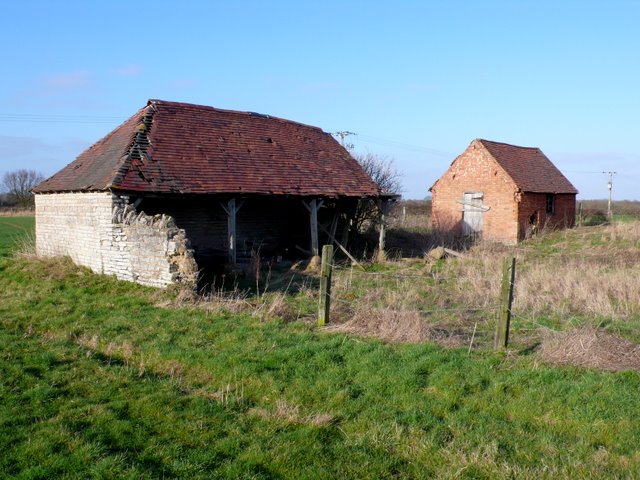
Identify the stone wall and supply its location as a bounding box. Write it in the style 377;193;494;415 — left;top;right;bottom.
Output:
36;191;113;273
35;192;197;288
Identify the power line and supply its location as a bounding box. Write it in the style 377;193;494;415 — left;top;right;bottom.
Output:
356;133;453;157
0;113;124;124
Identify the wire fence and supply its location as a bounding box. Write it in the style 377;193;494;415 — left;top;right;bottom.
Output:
318;251;515;350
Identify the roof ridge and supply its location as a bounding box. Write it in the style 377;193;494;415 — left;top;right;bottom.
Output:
478;138;540;151
477;138;577;194
148;99;327;133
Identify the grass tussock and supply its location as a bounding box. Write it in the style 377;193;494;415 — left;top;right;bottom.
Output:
538;326;640;372
327;306;428;343
249;400;336;427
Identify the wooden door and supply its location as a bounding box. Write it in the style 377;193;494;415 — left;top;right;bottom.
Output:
462;192;484;235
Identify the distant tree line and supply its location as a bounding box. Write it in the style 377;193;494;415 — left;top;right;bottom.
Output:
1;169;44;208
578;199;640;225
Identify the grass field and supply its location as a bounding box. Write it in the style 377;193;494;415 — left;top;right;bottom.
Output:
0;216;34;257
1;217;640;478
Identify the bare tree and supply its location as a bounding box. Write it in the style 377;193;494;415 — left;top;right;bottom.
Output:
353;152;403;232
356;152;403;195
2;169;44;208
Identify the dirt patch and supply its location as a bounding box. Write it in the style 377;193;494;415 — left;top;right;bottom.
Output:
538;326;640;372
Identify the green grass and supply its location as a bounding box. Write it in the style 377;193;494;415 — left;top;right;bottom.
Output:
0;216;34;257
1;219;640;478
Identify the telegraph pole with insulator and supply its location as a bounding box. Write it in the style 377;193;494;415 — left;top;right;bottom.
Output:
603;171;617;221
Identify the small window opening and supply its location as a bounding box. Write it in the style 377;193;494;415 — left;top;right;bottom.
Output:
546;194;555;215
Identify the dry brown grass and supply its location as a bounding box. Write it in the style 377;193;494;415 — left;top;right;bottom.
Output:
157;286;252;315
249;400;336;426
514;257;640;318
326;306;428;343
0;207;34;217
326;221;640;357
326;302;489;348
252;292;298;323
538;326;640;372
12;232;36;258
438;222;640;320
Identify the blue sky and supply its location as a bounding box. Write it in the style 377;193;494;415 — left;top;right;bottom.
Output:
1;1;638;199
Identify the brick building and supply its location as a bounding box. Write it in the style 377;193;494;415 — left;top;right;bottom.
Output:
33;99;387;288
430;139;578;244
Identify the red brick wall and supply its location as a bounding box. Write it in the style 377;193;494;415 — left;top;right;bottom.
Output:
516;193;576;240
431;140;519;244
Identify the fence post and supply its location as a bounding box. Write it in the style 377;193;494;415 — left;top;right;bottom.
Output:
577;202;583;227
494;256;516;350
318;244;334;327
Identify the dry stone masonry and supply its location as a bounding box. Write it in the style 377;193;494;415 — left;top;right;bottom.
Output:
36;192;198;288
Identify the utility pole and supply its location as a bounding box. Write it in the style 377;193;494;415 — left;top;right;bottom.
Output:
333;131;356;150
602;171;617;221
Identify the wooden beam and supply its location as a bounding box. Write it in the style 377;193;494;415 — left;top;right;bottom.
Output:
221;198;244;264
443;247;465;258
328;214;339;244
303;199;323;257
295;244;313;256
318;223;363;269
377;199;390;261
310;199;319;256
318;244;334;326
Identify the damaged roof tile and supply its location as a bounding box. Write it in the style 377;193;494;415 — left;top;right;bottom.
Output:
34;99;382;197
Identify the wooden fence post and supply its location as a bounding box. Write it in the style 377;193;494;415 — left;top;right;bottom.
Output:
494;257;516;350
578;202;583;227
318;244;334;327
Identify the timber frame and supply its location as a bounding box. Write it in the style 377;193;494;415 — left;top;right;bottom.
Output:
123;192;395;273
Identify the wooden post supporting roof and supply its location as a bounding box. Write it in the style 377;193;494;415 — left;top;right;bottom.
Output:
303;199;323;257
377;199;390;262
221;198;244;264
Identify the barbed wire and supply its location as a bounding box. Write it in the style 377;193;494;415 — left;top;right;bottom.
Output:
327;291;499;317
511;313;560;332
331;264;427;279
330;264;464;281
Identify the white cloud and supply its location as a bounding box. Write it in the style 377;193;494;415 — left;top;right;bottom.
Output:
39;71;93;90
111;64;143;77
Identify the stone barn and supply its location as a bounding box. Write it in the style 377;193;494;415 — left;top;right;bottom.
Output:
33;99;386;288
430;139;578;244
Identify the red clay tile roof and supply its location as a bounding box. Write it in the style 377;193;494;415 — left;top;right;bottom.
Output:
34;99;382;197
479;139;578;194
